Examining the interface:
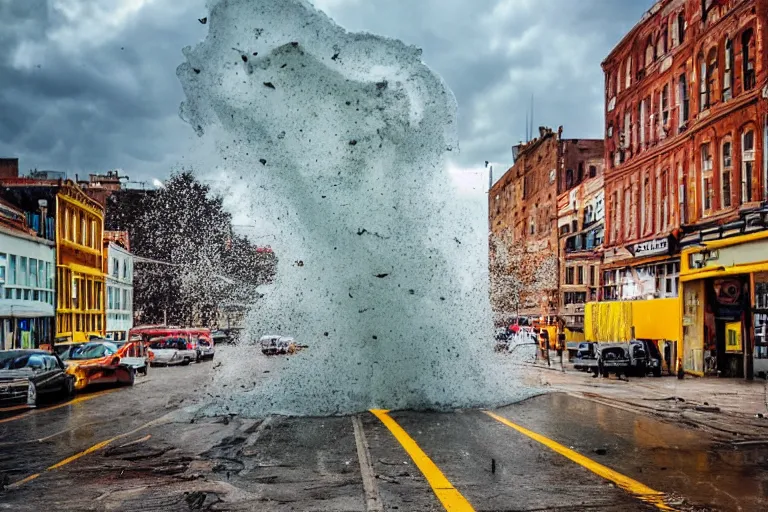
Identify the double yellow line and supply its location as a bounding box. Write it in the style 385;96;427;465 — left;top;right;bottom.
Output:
372;409;676;512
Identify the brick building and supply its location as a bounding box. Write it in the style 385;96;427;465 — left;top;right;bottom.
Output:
489;127;603;321
596;0;768;378
557;144;605;330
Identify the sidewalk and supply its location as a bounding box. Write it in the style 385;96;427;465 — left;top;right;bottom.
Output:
520;357;768;442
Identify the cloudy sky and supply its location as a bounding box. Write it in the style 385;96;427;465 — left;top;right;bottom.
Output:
0;0;651;186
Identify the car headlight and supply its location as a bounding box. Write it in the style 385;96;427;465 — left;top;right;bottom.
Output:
27;381;37;406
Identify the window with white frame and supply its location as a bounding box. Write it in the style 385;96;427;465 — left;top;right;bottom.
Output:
625;55;632;89
701;143;713;211
723;38;733;101
742;129;755;203
721;140;732;207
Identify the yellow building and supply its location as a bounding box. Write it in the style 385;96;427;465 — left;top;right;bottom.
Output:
55;184;106;342
680;230;768;379
0;169;106;343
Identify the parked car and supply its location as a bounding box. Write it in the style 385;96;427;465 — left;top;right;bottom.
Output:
630;340;663;377
113;340;151;375
0;350;75;408
148;337;198;366
197;337;215;361
573;342;598;371
59;341;136;391
595;342;631;378
260;335;281;355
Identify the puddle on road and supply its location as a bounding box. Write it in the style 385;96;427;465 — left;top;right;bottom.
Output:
177;0;537;416
507;393;768;512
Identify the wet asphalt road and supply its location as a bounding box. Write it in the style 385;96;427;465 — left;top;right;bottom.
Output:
0;349;766;511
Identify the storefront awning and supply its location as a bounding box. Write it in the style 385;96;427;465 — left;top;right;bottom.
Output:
0;303;55;318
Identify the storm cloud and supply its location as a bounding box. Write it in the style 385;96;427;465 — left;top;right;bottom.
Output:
0;0;649;181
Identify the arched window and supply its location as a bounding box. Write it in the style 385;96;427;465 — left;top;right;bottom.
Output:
657;23;668;56
625;55;632;89
721;139;732;208
741;129;755;203
706;47;718;105
645;37;655;67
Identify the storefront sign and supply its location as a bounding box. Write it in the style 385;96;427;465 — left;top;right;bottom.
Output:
725;321;742;353
630;237;670;258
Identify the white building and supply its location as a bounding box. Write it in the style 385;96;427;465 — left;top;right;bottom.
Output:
104;239;133;341
0;199;56;349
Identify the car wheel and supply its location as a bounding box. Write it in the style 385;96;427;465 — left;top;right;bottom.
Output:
182;357;191;366
63;376;75;398
127;368;135;386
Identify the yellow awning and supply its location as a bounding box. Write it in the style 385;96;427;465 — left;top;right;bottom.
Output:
681;261;768;282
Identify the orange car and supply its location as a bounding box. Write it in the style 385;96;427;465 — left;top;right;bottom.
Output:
57;340;140;391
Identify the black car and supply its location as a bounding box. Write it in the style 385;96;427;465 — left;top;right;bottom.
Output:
0;350;75;408
630;340;663;377
573;342;598;371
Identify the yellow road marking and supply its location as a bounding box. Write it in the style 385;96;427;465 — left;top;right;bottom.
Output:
483;411;676;511
370;409;475;512
7;415;170;490
0;388;120;425
0;404;31;413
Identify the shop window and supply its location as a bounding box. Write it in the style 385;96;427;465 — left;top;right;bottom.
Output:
754;273;768;364
722;140;732;207
701;143;713;212
742;130;755;203
742;29;755;91
723;38;733;101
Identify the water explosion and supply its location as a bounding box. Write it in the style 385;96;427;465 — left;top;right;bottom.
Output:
177;0;534;416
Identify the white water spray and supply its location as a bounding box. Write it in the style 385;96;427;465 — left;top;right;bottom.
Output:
178;0;535;416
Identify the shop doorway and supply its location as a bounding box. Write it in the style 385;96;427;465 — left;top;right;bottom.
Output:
705;276;750;377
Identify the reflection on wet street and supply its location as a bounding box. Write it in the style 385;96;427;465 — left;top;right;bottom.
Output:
0;350;766;511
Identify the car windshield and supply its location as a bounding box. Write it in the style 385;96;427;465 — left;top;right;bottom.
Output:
0;352;42;370
67;343;119;361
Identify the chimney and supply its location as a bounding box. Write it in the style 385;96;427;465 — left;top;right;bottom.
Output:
0;158;19;179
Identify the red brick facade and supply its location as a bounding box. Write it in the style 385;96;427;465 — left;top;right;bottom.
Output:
489;127;603;319
601;0;768;298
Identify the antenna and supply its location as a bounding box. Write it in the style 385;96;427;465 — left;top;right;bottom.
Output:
530;94;534;140
525;108;528;143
